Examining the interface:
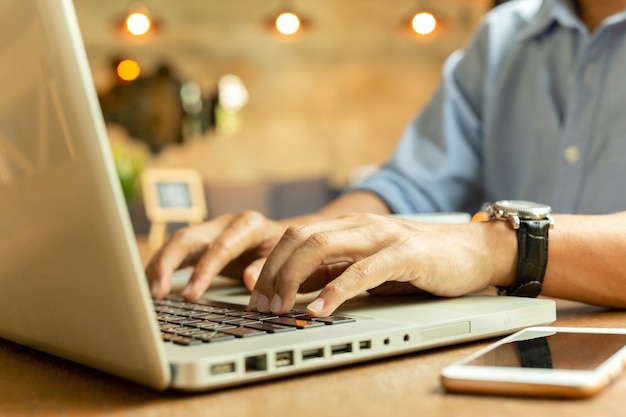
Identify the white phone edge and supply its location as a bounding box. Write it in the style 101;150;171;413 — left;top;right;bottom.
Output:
440;326;626;398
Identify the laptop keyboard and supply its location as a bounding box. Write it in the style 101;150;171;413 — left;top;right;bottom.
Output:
154;295;356;346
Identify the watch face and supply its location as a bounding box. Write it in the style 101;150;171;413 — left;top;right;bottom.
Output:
494;200;552;219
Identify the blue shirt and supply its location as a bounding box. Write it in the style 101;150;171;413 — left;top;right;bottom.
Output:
355;0;626;215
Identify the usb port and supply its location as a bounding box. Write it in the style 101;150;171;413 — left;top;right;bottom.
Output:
302;347;324;361
245;354;267;373
331;343;353;356
210;362;236;375
275;351;294;368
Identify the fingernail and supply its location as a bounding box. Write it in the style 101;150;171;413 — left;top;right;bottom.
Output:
181;285;195;299
270;294;283;313
249;289;259;308
307;298;325;315
257;294;270;312
150;280;160;296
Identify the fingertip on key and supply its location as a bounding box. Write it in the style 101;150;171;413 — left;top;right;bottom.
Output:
307;297;325;316
249;289;259;309
256;293;270;312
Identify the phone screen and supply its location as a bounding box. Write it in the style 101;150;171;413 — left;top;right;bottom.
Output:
466;332;626;370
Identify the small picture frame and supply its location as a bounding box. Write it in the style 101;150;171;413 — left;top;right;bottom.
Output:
141;168;207;249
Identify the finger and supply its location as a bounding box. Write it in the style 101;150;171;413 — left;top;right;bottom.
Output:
250;225;308;311
242;258;266;291
250;263;349;309
256;218;389;313
182;211;276;299
306;254;394;317
297;263;350;293
257;215;375;285
147;213;238;298
146;227;210;298
252;223;349;312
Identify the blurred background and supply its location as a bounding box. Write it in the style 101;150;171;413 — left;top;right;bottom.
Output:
72;0;499;228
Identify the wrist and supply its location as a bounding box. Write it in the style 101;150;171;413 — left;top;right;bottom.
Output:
478;200;554;297
475;217;518;290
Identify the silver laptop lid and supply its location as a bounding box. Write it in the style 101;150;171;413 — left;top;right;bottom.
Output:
0;0;169;389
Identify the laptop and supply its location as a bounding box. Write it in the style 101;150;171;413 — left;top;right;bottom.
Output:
0;0;556;391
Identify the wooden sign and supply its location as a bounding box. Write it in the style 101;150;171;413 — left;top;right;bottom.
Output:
141;168;207;249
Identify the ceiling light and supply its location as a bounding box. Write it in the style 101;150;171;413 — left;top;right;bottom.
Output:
411;12;437;35
275;12;301;35
114;3;162;41
116;59;141;81
218;75;249;113
401;2;445;41
126;12;151;36
266;2;310;40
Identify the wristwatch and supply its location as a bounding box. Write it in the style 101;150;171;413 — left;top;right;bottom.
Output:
482;200;554;297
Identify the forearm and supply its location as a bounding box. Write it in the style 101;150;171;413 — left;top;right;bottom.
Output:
278;190;392;227
542;212;626;308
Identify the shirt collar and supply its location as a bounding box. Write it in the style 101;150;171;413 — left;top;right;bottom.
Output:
518;0;626;40
517;0;584;41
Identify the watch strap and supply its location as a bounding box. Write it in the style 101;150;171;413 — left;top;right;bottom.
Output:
497;219;550;297
516;337;553;369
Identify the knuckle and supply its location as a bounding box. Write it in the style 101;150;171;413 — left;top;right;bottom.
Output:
306;232;330;251
340;212;377;221
348;258;376;277
170;226;193;243
282;224;308;241
321;281;345;299
210;238;235;257
237;210;265;226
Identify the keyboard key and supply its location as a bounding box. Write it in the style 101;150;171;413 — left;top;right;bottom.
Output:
285;309;309;318
173;336;203;346
197;313;228;322
193;322;236;330
176;328;205;337
219;327;267;338
245;322;297;333
193;331;235;343
163;315;192;323
159;322;181;330
176;318;203;325
161;332;183;342
312;316;356;325
264;317;326;329
243;312;279;320
154;295;357;347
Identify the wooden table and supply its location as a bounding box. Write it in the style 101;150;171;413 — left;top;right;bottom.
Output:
2;242;626;416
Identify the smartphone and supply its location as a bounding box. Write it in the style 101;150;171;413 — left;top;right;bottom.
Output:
440;326;626;398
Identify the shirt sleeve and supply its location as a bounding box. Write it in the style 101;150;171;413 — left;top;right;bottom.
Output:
351;22;491;215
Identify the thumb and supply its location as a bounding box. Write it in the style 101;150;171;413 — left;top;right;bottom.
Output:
242;258;267;291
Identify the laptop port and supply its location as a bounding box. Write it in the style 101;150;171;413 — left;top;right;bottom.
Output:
331;343;352;356
275;351;294;368
210;362;236;375
359;340;372;350
302;347;324;361
245;354;268;372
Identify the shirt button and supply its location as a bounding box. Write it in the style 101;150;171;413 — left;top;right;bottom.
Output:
564;146;581;164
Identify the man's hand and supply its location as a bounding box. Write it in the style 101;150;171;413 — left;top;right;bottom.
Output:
145;210;285;299
249;213;517;317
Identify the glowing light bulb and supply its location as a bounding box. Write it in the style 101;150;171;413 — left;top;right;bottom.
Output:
218;74;249;112
411;12;436;35
117;59;141;81
275;12;300;35
126;12;151;36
